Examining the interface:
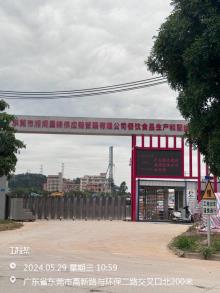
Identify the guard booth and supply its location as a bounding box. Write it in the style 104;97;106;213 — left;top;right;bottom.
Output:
137;179;197;221
131;134;219;222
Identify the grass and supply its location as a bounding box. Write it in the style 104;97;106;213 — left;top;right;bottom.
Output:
212;239;220;252
0;220;23;231
170;225;220;259
172;235;199;252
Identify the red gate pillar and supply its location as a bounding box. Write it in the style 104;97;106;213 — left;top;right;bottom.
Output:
197;149;201;202
131;135;136;221
214;176;218;193
189;143;193;178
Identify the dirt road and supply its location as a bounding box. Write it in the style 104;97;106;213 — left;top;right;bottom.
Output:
0;221;219;293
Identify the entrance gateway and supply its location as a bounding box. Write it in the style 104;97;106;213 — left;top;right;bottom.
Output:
13;115;219;221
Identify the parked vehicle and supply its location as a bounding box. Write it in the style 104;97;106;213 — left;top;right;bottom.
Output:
170;206;194;223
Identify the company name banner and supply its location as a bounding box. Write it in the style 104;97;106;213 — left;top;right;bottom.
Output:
13;115;187;136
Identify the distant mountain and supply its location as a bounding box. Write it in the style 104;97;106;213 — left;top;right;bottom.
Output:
9;173;47;193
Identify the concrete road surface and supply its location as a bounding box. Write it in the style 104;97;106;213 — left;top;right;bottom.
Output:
0;220;219;293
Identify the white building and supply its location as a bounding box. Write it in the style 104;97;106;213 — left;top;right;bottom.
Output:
43;172;63;192
80;173;109;193
43;173;80;193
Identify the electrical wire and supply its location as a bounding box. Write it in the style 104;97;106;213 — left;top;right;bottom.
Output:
0;81;167;100
0;76;165;95
0;76;167;100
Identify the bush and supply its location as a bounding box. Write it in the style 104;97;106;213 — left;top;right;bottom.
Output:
202;247;213;260
212;240;220;252
173;236;198;251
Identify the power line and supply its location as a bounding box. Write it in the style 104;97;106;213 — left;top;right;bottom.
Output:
0;80;167;100
0;76;165;95
0;76;167;100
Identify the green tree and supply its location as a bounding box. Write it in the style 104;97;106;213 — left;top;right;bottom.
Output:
75;177;80;184
118;181;128;195
9;173;47;193
0;100;25;177
147;0;220;175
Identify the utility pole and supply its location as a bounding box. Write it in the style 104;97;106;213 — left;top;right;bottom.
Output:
61;163;64;177
108;146;114;195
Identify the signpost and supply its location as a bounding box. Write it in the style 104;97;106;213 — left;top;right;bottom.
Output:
202;181;217;247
